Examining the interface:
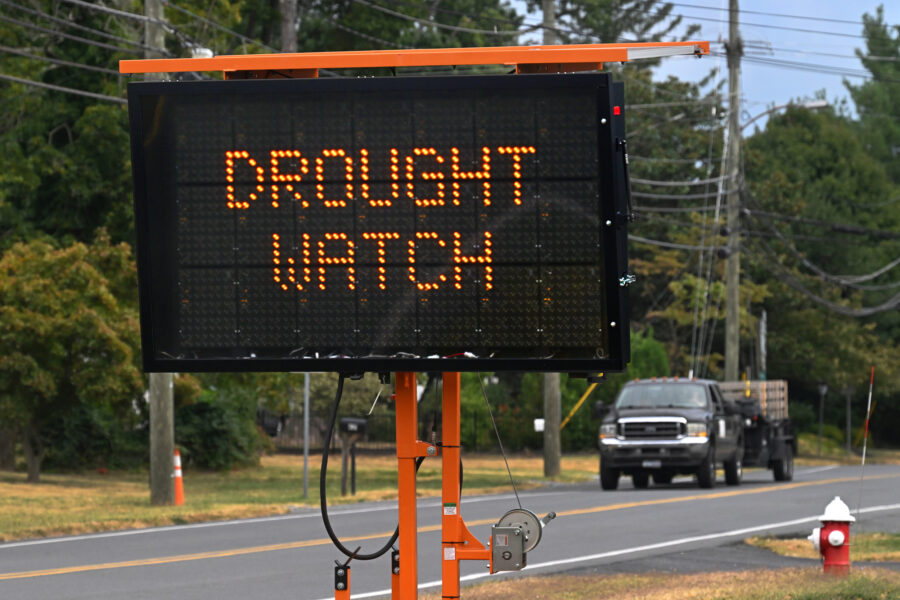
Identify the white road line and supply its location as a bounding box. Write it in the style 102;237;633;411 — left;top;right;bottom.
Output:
311;502;900;600
0;490;566;550
797;465;839;476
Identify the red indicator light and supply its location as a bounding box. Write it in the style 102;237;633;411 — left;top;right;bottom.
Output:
613;106;621;115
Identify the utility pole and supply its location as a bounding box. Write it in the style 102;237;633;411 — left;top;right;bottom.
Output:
724;0;743;382
280;0;297;52
145;0;175;507
541;0;561;478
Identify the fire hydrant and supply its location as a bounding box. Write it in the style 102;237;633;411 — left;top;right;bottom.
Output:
807;496;855;575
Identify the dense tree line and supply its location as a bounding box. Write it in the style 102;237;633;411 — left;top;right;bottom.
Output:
0;2;897;480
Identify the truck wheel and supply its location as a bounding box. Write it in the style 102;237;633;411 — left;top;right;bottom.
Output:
652;472;673;485
632;471;649;489
773;445;794;482
697;447;716;489
724;456;742;486
600;463;619;490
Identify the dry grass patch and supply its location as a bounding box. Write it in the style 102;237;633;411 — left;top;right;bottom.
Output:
0;452;596;542
794;434;900;466
421;568;900;600
748;532;900;562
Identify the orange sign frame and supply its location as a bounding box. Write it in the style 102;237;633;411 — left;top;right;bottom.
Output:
120;41;709;77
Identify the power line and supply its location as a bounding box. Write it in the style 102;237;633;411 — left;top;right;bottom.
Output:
669;10;868;40
744;210;900;291
744;208;900;240
629;99;718;109
661;1;871;27
0;0;155;52
0;14;145;56
633;188;736;200
631;155;718;163
331;19;415;49
352;0;522;36
635;204;722;213
632;174;732;187
383;0;523;30
711;52;883;81
631;234;717;251
0;72;125;104
58;0;207;52
60;0;157;23
0;45;120;76
161;0;278;52
745;241;900;317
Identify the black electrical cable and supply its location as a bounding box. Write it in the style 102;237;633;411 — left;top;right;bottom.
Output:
320;374;424;560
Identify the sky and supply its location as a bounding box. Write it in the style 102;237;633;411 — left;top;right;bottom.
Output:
518;1;900;126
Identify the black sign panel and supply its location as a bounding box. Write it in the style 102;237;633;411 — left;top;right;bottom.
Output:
128;74;630;372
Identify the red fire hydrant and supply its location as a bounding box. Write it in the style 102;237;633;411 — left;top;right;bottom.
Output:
807;496;855;575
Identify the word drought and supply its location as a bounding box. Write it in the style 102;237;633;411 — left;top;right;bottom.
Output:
271;230;494;292
224;145;537;210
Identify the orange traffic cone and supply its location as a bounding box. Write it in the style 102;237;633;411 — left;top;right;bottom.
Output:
173;449;185;506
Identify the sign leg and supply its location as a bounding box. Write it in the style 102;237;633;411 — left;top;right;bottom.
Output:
395;373;419;599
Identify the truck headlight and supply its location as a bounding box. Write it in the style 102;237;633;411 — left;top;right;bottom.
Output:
686;422;708;437
599;424;617;439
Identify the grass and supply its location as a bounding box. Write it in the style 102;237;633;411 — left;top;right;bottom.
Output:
420;568;900;600
747;532;900;562
0;452;598;542
795;433;900;466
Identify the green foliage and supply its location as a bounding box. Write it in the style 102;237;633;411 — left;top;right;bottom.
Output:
743;107;900;404
846;6;900;185
524;0;696;47
175;387;266;470
788;401;815;434
456;328;670;452
0;236;143;480
41;403;147;471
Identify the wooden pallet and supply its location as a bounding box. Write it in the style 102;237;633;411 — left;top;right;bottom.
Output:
719;380;789;420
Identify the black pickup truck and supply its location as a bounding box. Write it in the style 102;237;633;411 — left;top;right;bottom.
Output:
597;378;794;490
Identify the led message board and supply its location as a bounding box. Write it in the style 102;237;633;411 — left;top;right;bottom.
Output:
128;74;630;373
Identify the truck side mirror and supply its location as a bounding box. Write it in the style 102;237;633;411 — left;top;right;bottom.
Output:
593;401;609;420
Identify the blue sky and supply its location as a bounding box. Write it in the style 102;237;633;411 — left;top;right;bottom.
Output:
518;1;900;124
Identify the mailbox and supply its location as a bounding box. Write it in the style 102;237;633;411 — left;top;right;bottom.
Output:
339;417;368;435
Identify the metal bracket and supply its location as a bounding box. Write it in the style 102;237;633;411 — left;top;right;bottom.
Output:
391;549;400;575
619;274;637;287
334;564;349;591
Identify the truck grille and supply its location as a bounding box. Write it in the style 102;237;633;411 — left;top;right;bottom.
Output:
621;421;683;440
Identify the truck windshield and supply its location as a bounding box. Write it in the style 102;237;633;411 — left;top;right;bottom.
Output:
615;384;708;409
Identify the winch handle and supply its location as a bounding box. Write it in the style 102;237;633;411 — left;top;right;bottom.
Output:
540;512;556;527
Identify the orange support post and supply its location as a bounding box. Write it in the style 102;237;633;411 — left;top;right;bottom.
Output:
441;373;491;598
441;372;462;599
395;372;421;599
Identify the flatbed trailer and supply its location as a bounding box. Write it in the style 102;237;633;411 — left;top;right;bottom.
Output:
719;380;795;481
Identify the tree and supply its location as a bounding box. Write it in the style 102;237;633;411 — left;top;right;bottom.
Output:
742;106;900;439
0;237;143;481
526;0;696;46
846;6;900;185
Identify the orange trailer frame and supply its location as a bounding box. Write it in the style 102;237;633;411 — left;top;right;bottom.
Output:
120;41;708;79
120;42;708;599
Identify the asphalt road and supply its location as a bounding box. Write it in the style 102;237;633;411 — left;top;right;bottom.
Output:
2;464;899;600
